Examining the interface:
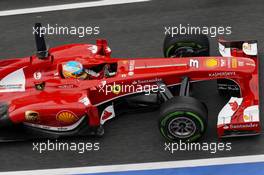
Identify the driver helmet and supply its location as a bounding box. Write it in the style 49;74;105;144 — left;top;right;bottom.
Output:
62;61;84;78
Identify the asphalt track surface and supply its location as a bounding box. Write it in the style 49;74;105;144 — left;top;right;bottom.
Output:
0;0;264;172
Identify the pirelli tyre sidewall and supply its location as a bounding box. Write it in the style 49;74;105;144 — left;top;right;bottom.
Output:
159;96;208;142
163;34;210;58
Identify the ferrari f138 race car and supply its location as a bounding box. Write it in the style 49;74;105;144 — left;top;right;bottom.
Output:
0;23;260;142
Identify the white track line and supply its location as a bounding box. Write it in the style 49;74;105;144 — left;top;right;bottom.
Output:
2;154;264;175
0;0;151;17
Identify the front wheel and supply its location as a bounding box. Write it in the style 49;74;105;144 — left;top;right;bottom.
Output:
159;96;207;142
163;34;210;58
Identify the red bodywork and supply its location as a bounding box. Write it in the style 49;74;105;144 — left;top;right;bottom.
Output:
0;39;260;138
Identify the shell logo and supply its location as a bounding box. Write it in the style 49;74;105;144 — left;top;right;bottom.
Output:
56;111;78;124
205;58;218;68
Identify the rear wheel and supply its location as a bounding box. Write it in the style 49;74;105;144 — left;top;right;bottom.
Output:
159;96;207;142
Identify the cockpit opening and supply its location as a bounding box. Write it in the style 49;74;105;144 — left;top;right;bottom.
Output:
59;61;117;80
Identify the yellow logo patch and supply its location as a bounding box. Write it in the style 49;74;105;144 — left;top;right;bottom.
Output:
231;58;237;68
205;58;218;68
112;84;121;94
243;115;250;122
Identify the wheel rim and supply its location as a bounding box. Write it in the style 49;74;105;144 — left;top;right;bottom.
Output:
168;117;196;138
172;47;194;57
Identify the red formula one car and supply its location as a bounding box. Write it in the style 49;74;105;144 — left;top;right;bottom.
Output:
0;23;260;142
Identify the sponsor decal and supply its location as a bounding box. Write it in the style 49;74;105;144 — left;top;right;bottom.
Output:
223;123;258;130
128;72;134;76
0;68;26;92
87;45;98;54
79;96;90;106
24;117;86;132
54;72;60;79
121;74;127;78
242;42;257;55
205;58;218;68
0;84;23;90
100;105;115;125
243;105;259;122
122;60;128;64
223;125;229;129
227;58;231;68
137;78;162;84
220;59;226;67
111;84;122;95
245;63;255;67
238;61;244;67
132;81;137;85
189;59;199;68
128;60;135;76
231;58;237;68
229;101;239;111
209;72;236;77
229;123;258;129
56;110;78;124
217;97;243;126
243;115;251;122
25;111;39;121
33;71;42;80
58;84;75;89
243;43;250;50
